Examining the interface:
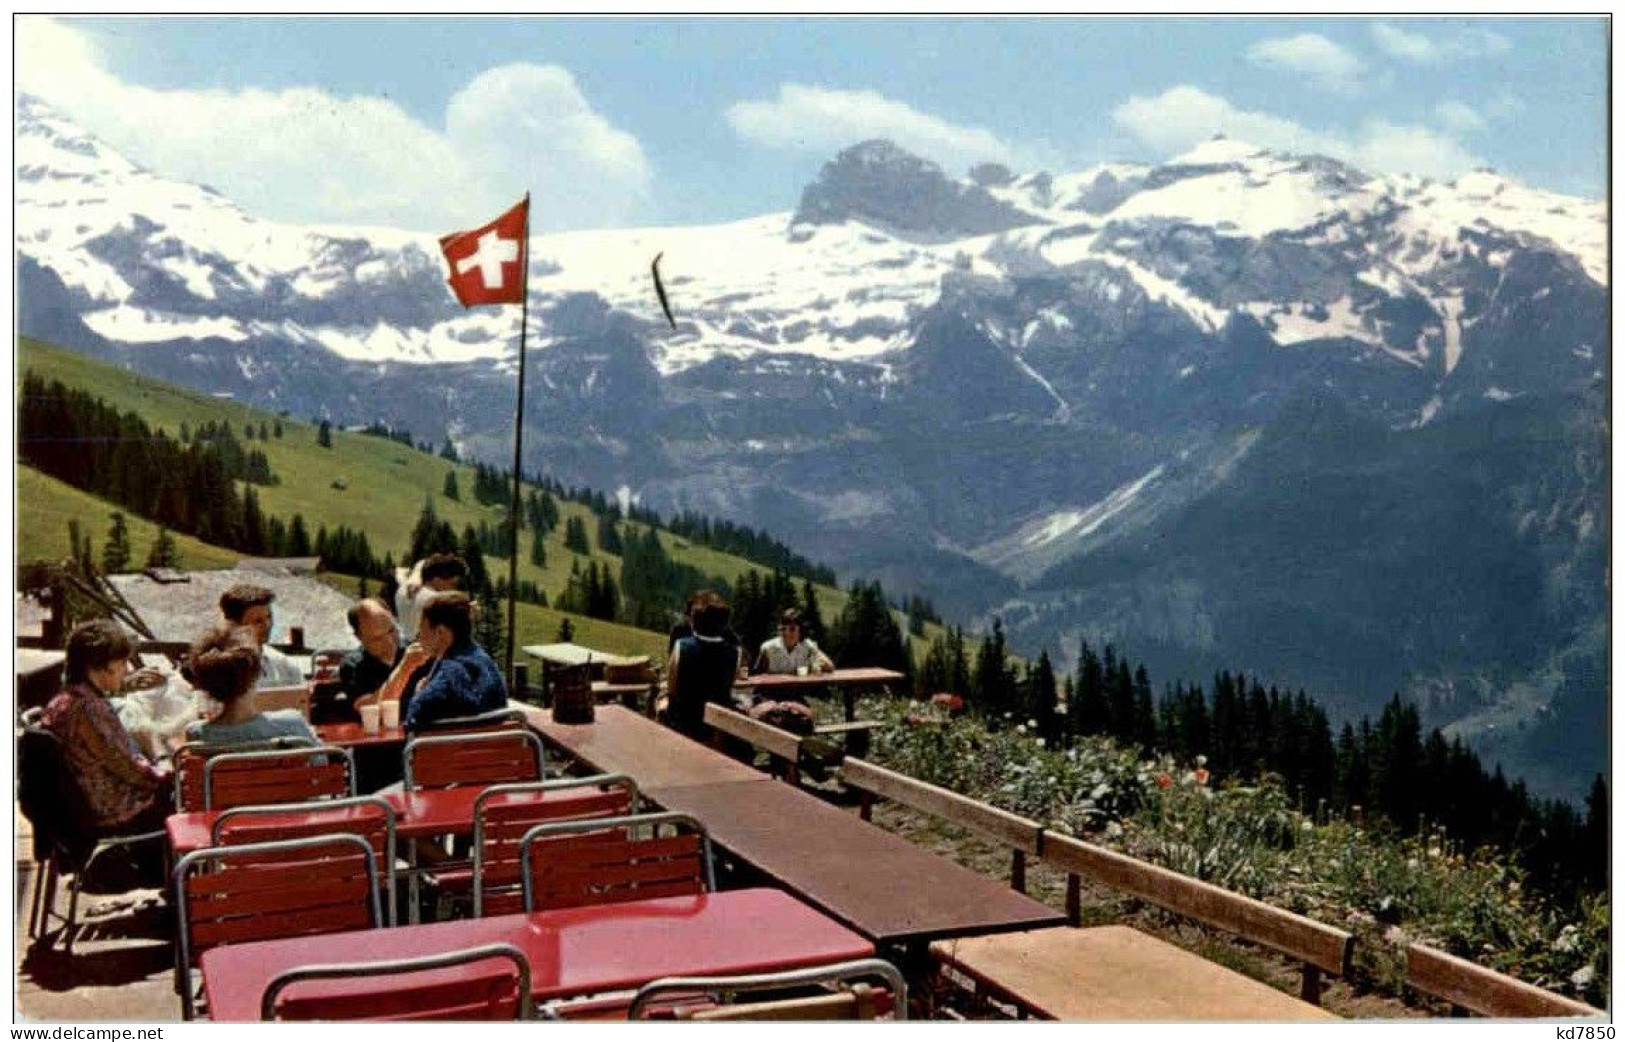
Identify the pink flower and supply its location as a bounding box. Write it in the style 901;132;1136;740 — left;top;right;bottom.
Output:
930;692;966;713
1193;768;1210;785
1155;773;1174;790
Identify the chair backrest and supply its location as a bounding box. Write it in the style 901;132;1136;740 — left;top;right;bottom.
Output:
628;958;907;1021
519;811;713;913
254;685;313;719
211;796;398;925
411;707;526;733
471;774;640;917
402;729;544;791
173;833;384;1019
203;745;355;810
172;736;317;812
17;724;90;862
261;942;532;1021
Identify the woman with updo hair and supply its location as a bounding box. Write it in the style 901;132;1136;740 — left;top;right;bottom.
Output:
184;625;318;746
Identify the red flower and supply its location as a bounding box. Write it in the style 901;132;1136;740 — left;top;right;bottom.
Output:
1155;773;1174;790
930;692;965;713
1193;768;1211;785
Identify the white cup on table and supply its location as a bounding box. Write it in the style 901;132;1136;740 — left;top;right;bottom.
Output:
796;665;809;677
380;700;400;730
359;703;381;734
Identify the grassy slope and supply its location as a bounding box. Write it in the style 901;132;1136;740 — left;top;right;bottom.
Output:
16;337;922;662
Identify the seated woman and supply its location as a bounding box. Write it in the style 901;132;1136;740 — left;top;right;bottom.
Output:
663;592;746;743
40;619;173;833
752;609;835;677
184;624;319;746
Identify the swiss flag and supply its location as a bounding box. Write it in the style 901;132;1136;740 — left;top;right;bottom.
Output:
439;197;528;306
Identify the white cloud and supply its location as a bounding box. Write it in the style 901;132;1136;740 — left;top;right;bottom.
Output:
15;16;650;232
727;83;1022;174
1112;85;1484;182
1435;100;1487;134
1371;22;1512;63
1246;33;1366;93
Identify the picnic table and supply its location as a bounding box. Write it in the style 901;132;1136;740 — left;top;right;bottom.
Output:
737;667;904;723
200;887;872;1021
532;704;764;789
649;778;1065;947
930;926;1339;1021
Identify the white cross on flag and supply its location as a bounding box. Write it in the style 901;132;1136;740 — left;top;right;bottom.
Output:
438;197;528;306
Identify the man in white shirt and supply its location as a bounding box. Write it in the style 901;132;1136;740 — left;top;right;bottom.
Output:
753;608;835;676
218;583;306;689
395;553;470;640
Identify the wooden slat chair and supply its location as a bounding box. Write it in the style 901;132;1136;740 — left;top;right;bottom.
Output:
628;958;908;1021
1040;832;1352;1004
173;833;384;1020
471;774;641;918
202;745;356;811
841;757;1043;892
172;736;317;812
402;729;545;791
210;796;399;925
1406;943;1605;1018
252;685;313;719
260;943;533;1022
519;811;715;912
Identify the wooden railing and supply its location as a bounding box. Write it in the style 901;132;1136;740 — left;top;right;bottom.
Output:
1039;832;1351;1004
839;757;1041;893
703;704;804;782
1406;943;1603;1018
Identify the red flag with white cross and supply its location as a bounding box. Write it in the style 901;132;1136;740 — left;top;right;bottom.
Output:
439;197;529;306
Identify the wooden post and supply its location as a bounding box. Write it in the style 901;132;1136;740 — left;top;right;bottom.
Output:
1065;872;1081;926
1010;850;1027;893
1301;964;1322;1005
859;791;875;822
512;663;529;702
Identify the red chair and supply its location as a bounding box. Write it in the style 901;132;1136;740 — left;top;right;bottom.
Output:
518;811;714;912
210;796;399;925
402;729;545;790
470;774;641;917
627;958;908;1021
203;745;355;810
172;736;317;812
172;833;384;1019
260;943;532;1021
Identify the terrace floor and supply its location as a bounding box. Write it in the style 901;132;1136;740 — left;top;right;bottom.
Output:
14;811;178;1023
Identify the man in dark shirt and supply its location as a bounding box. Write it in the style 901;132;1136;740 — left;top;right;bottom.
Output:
338;598;405;700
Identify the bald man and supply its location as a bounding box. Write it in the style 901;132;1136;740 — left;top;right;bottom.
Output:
338;598;405;702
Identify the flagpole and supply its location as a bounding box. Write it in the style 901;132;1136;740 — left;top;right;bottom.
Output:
505;192;530;693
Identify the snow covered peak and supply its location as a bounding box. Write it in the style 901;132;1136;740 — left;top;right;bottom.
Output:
1165;135;1267;168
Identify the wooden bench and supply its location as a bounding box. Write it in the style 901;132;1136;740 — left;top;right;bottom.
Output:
839;757;1042;893
930;925;1338;1021
1040;832;1352;1004
1406;943;1604;1018
703;704;805;783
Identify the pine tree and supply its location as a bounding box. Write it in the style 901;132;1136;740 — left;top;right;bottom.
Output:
1028;651;1061;744
596;510;623;555
971;618;1016;721
317;420;333;448
145;526;179;569
288;514;312;557
563;516;590;555
241;486;267;556
1071;640;1109;737
556;617;575;642
799;578;827;643
101;512;132;574
439;437;459;462
273;418;284;438
530;531;547;568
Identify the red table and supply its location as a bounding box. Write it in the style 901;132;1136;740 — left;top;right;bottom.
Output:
315;722;408;748
200;887;872;1021
166;785;607;856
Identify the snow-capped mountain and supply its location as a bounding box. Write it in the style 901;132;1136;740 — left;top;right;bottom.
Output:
17;94;1608;798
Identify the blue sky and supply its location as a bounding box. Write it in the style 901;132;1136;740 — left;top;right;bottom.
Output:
17;15;1608;233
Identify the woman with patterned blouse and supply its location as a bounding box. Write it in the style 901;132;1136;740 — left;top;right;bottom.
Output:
41;620;173;832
